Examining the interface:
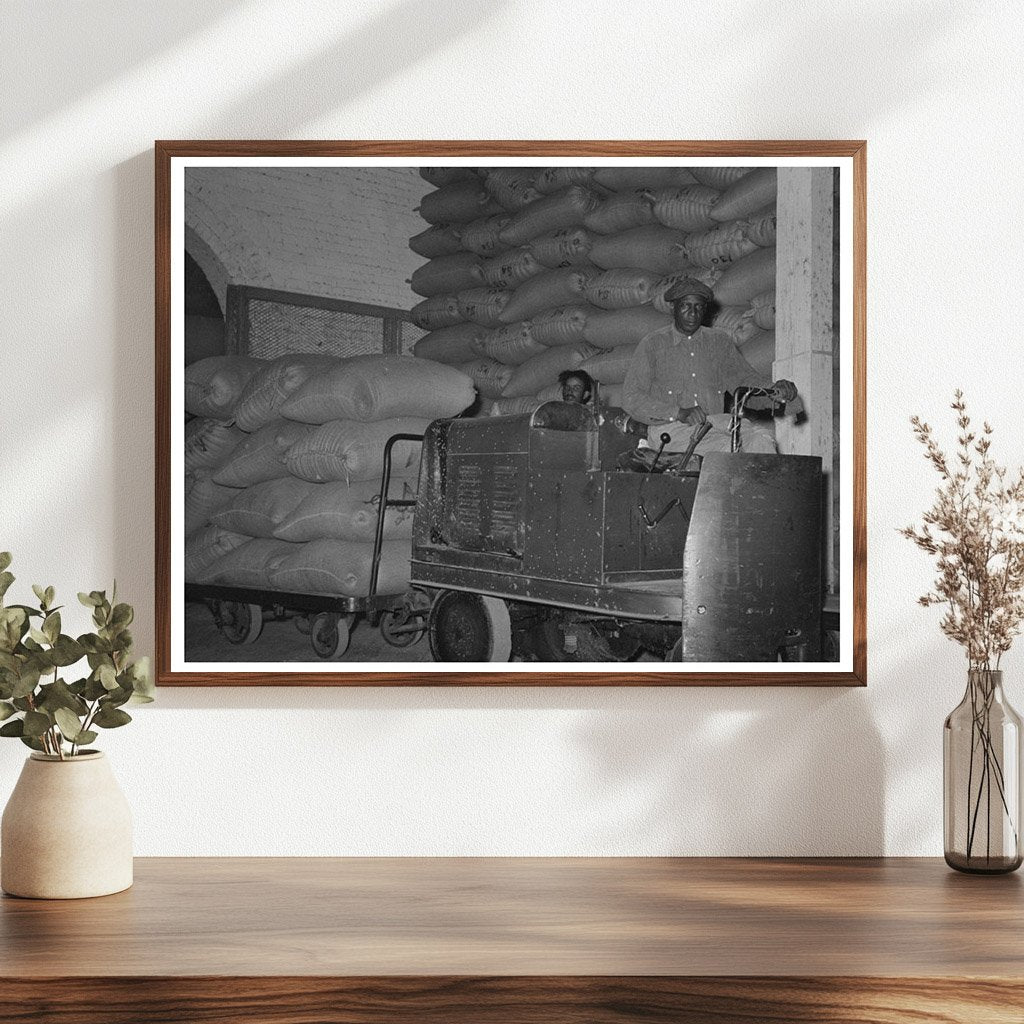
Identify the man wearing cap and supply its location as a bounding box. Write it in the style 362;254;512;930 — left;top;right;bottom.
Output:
620;277;797;462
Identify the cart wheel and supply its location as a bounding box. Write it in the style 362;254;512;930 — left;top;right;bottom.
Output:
428;591;511;662
310;612;351;660
380;607;425;648
216;601;263;645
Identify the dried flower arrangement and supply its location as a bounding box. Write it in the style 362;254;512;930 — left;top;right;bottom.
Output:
901;391;1024;669
902;390;1024;870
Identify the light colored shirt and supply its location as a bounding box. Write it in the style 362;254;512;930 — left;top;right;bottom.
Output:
621;324;771;425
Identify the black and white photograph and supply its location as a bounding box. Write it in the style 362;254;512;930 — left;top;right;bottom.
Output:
159;145;863;683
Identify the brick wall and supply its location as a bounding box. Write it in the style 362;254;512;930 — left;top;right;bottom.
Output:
184;166;424;313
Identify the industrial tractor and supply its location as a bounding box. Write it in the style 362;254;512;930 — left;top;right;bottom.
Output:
407;396;824;663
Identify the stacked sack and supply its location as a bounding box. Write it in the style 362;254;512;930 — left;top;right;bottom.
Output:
183;353;474;597
408;165;779;414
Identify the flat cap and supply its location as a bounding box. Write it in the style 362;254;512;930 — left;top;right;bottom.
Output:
663;277;714;303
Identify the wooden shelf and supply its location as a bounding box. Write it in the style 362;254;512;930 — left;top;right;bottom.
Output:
2;857;1022;1022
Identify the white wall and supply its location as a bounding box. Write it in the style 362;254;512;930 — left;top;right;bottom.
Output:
1;0;1021;856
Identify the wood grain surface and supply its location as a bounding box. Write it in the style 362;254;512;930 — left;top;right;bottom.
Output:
155;140;867;687
3;857;1020;1023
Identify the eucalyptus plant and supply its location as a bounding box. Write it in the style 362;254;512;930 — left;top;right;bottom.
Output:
0;552;153;759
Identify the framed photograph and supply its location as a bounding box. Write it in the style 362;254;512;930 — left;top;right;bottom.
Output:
156;141;865;686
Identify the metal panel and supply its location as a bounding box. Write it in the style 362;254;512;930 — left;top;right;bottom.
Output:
603;474;695;575
682;453;823;662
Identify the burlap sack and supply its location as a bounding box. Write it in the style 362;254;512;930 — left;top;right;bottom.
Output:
184;526;249;582
280;357;474;423
649;185;722;232
184;356;264;421
419;167;479;187
502;344;595;398
410;294;463;331
184;469;240;537
483;168;542;211
459;214;512;256
472;323;546;366
196;538;299;588
489;396;544;417
690;167;752;190
679;222;759;269
738;329;775;378
589;225;689;275
750;290;776;330
418;181;502;224
480;247;546;289
499;186;600;247
455;288;512;327
268;538;413;598
499;267;596;323
412;323;484;365
213;420;315;488
274;478;417;544
410;252;484;298
528;305;591;347
710;306;760;346
285;418;429;484
409;222;464;258
527;226;595;268
184;419;246;473
579;346;638;385
534;167;597;195
592;167;698;192
583;307;671;348
584;269;660;309
210;478;318;538
713;248;777;306
742;210;778;247
583;189;659;235
455;357;516;397
234;355;339;433
711;168;778;223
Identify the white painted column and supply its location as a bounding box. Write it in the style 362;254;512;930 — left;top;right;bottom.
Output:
774;167;836;586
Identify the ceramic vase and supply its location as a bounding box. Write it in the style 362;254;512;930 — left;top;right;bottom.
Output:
1;751;133;898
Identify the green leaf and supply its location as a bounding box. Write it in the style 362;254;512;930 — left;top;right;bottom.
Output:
78;592;100;608
50;635;85;668
19;735;45;752
44;587;55;608
31;584;46;606
0;572;14;602
127;657;155;702
110;603;134;630
28;627;49;647
74;730;98;746
0;553;11;573
42;611;60;644
0;719;24;737
0;701;16;721
12;697;33;712
22;710;51;738
83;675;108;701
79;634;112;655
93;705;132;729
11;665;41;700
98;664;118;691
36;679;88;717
54;707;85;742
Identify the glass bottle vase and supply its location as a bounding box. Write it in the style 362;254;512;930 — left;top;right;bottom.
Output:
943;669;1023;873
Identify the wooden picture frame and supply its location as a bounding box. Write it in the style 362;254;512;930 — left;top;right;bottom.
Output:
156;141;866;686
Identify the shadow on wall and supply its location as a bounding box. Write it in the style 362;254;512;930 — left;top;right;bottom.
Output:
569;686;884;856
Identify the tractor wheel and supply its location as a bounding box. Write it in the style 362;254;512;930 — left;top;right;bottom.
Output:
310;612;351;660
216;601;263;645
428;591;512;662
380;606;426;648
